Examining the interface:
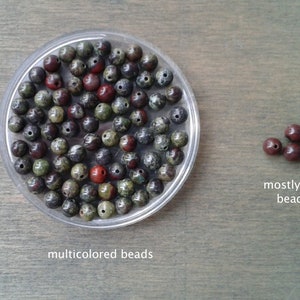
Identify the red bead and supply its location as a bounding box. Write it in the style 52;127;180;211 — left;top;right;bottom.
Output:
83;73;100;91
88;55;105;74
119;134;137;152
262;138;282;155
43;55;61;72
45;73;63;90
97;84;116;102
29;141;48;159
89;165;107;183
285;124;300;142
283;143;300;161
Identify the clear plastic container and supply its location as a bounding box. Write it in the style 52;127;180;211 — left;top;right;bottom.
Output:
0;30;200;229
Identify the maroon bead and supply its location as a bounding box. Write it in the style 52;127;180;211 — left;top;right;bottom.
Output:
41;123;59;141
11;140;28;157
67;103;85;120
45;73;63;90
52;88;70;106
284;124;300;142
130;109;148;126
81;116;99;133
83;133;102;151
262;138;282;155
88;55;105;74
43;55;61;72
83;73;100;92
96;84;116;103
29;141;48;159
95;40;111;56
119;134;137;152
130;90;149;108
283;143;300;161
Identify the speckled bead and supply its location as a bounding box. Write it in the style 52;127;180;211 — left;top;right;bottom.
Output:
62;199;79;217
111;97;131;115
148;93;166;111
119;134;137;152
23;124;40;141
142;151;161;170
146;178;164;197
26;175;45;194
102;129;119;147
32;158;50;177
155;68;173;87
117;178;135;197
132;190;149;207
14;156;32;174
80;184;98;203
11;98;29;115
45;171;63;190
129;109;148;126
69;58;87;77
61;120;79;138
120;152;140;169
157;164;176;182
43;54;61;72
50;137;69;155
83;73;100;91
97;201;115;219
41;123;59;141
129;168;149;185
136;71;154;89
48;106;65;124
52;88;70;106
26;107;45;124
95;147;113;165
45;73;63;90
130;90;148;108
103;64;120;83
61;179;80;198
81;116;99;133
97;84;116;103
165;86;182;104
11;140;28;157
83;133;101;151
95;39;111;56
87;55;105;74
18;81;36;98
120;62;139;79
109;48;125;65
58;45;76;63
53;155;71;173
67;144;87;162
79;92;98;109
94;103;112;121
150;116;170;134
71;163;89;181
29;66;46;84
170;106;188;124
165;147;184;166
8;115;25;132
135;127;154;145
67;76;83;96
98;182;117;200
29;141;48;159
76;40;94;58
115;197;133;215
126;44;143;61
79;203;97;221
108;162;126;180
67;103;85;120
154;134;170;152
139;53;158;71
112;116;131;133
170;130;188;147
44;190;63;209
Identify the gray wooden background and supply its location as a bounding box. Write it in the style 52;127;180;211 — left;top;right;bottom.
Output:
1;1;300;299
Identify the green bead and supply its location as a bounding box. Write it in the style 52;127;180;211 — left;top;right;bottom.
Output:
8;115;25;132
71;163;88;181
67;76;83;96
34;90;53;108
94;103;112;121
98;182;116;200
80;184;98;202
170;130;188;148
76;40;94;58
150;116;170;134
59;45;76;63
112;116;131;133
11;98;29;115
148;93;166;111
142;151;161;170
53;155;71;173
51;137;69;155
157;164;176;182
79;203;97;221
32;158;50;176
48;106;65;123
132;190;149;207
97;201;116;219
61;179;80;198
44;190;62;208
117;178;135;197
102;129;119;147
115;197;133;215
62;199;79;217
18;81;36;98
154;134;170;152
129;168;149;185
111;97;130;115
165;148;184;166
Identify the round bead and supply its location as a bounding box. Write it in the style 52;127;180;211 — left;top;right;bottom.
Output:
81;116;99;133
83;133;101;151
61;120;79;137
95;148;113;165
45;172;63;190
67;76;83;95
119;134;137;152
109;48;125;65
53;155;71;173
8;115;25;132
98;182;117;200
103;64;120;83
108;162;126;180
95;39;111;56
120;62;139;79
26;107;45;124
58;45;76;63
132;190;149;207
62;199;79;217
45;73;63;90
155;68;173;87
44;191;62;209
89;165;107;184
69;58;87;76
146;178;164;196
14;156;32;174
283;143;300;161
171;130;188;147
113;116;131;133
76;40;94;58
157;164;176;182
29;66;46;84
166;148;184;165
26;175;45;194
61;179;80;198
139;53;158;71
71;163;89;181
129;168;149;185
79;203;97;221
170;106;188;124
52;88;70;106
83;73;100;91
285;124;300;142
111;97;130;115
48;106;65;123
136;71;154;89
150;116;170;134
165;86;182;104
262;138;282;155
67;144;87;162
80;184;98;203
11;98;29;115
117;178;135;197
79;92;98;109
41;123;59;141
11;140;28;157
130;90;148;108
114;77;135;102
87;55;105;74
97;201;115;219
154;134;170;151
142;151;161;170
23;124;40;141
102;129;119;147
18;81;36;98
43;54;61;72
115;197;133;215
135;127;154;145
129;109;148;126
120;152;140;169
29;141;47;159
94;103;112;121
148;93;166;111
67;103;85;120
126;44;143;61
32;159;50;177
51;137;69;155
96;84;116;102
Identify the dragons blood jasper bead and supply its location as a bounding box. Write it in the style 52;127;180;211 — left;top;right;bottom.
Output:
58;45;76;63
45;172;63;190
89;165;107;184
52;88;70;106
126;44;143;61
48;106;65;123
120;62;139;79
83;73;100;91
155;68;173;87
129;109;148;126
285;124;300;142
262;138;282;155
67;103;85;120
76;40;94;58
44;191;63;209
26;107;45;124
140;53;158;71
115;197;133;215
29;66;46;84
97;201;115;219
62;199;79;217
8;115;25;133
11;140;28;157
119;134;137;152
67;76;83;95
108;162;126;180
98;182;117;200
87;55;105;74
103;64;120;83
79;203;97;221
45;73;63;90
95;148;113;165
111;97;130;115
70;58;87;76
14;156;32;174
11;98;29;115
81;116;99;133
95;39;111;56
61;120;79;138
165;86;183;104
43;54;61;72
146;178;164;196
29;141;48;159
97;84;116;102
80;184;98;202
61;179;80;198
79;92;98;109
132;190;149;207
18;81;36;98
170;106;188;124
109;48;125;65
26;175;45;194
83;133;101;151
130;90;148;108
67;144;87;162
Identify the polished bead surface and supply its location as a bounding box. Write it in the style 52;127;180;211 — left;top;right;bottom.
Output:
26;175;45;194
165;147;185;165
79;92;98;109
52;155;71;173
43;54;61;72
48;105;65;123
165;86;182;104
70;58;87;76
155;68;173;87
94;103;112;121
83;133;101;151
111;97;130;115
262;138;282;155
103;64;120;83
150;116;170;134
89;165;107;183
44;190;62;209
95;148;113;165
142;151;161;170
112;116;131;133
26;107;45;124
285;124;300;142
11;98;29;115
29;141;47;159
14;156;32;174
170;106;188;124
45;171;63;190
67;144;87;162
136;71;154;89
119;134;137;152
58;45;76;63
29;66;46;84
8;115;25;132
40;123;59;141
76;40;94;58
34;90;53;108
131;190;149;207
148;92;166;111
51;137;69;155
154;134;170;151
283;143;300;161
120;151;140;169
67;103;85;120
134;127;154;145
139;53;158;71
67;76;83;95
11;140;28;157
81;116;99;133
71;163;89;181
98;182;117;200
102;129;119;147
23;124;40;141
61;120;79;138
130;90;148;108
126;44;143;61
52;88;70;106
129;109;148;126
32;158;50;177
95;39;111;56
171;130;188;147
117;178;135;197
115;197;133;215
129;168;149;185
45;73;63;90
120;62;139;79
83;73;100;92
157;164;176;182
62;199;79;217
87;55;105;74
97;201;115;219
80;184;98;203
109;48;125;65
18;81;36;98
108;162;126;180
61;179;80;198
96;84;116;102
146;178;164;196
114;78;133;96
79;203;97;221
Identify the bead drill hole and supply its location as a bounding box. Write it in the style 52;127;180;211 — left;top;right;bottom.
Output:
28;131;33;135
101;210;105;213
20;164;24;169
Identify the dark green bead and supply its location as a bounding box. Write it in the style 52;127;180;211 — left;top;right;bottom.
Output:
23;124;40;141
154;134;170;152
114;78;133;97
132;190;149;207
14;156;32;174
126;44;143;61
135;127;154;145
111;97;130;115
129;109;148;126
136;71;154;89
155;68;173;87
157;164;176;182
150;116;170;134
11;140;28;157
117;178;135;197
18;81;36;98
34;89;53;108
26;175;45;194
115;197;133;215
67;76;83;96
95;39;111;56
102;129;119;147
79;203;97;221
45;171;63;190
112;116;131;133
80;184;98;202
32;158;50;176
67;144;87;162
171;130;189;147
69;58;87;76
51;137;69;155
71;163;88;181
148;93;166;111
53;155;71;173
61;179;80;198
11;98;29;115
142;151;161;170
146;178;164;197
44;190;62;208
97;201;115;219
165;147;184;166
59;45;76;63
8;115;25;132
120;152;140;169
165;86;182;104
98;182;117;200
48;106;65;123
26;107;45;124
139;53;158;71
94;103;112;121
76;41;94;58
129;168;149;185
170;106;188;124
109;48;125;65
103;64;120;83
62;199;79;217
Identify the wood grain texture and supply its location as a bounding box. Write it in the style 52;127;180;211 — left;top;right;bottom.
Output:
1;1;300;299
